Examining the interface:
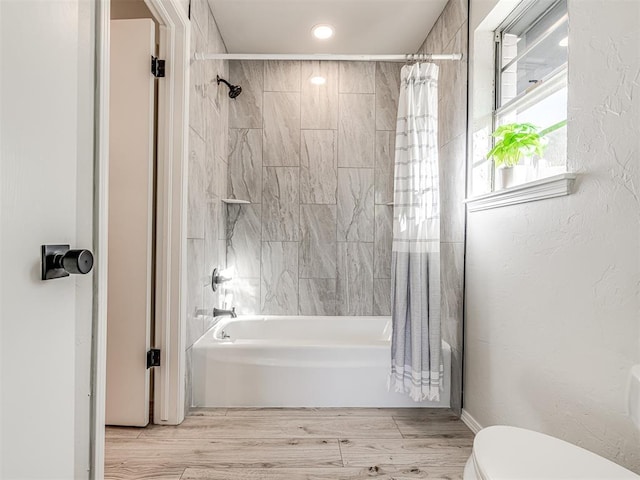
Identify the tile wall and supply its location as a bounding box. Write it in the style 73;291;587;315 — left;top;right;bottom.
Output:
185;0;229;411
418;0;469;415
184;0;468;414
225;60;403;316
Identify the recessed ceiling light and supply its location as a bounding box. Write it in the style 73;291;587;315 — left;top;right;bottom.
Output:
312;24;334;40
559;36;568;47
310;76;327;85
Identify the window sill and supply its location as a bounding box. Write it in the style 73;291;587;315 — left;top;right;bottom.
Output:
465;173;577;212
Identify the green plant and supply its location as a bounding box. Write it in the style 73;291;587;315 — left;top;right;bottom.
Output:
487;120;566;168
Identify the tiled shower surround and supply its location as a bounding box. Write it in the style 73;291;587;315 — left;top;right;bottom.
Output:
183;0;468;413
185;0;229;411
418;0;469;415
225;60;402;316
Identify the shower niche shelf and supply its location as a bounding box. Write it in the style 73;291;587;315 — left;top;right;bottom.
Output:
222;198;250;204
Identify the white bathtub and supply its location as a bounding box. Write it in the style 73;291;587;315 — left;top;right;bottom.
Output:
192;315;451;408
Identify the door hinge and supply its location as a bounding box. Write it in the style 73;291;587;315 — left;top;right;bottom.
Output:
147;349;161;368
151;56;165;78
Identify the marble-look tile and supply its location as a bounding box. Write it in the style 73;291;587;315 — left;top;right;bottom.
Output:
438;24;468;147
339;62;375;93
227;278;260;315
212;96;230;162
299;279;337;315
210;60;229;133
440;134;466;243
190;0;208;38
188;128;206;239
420;28;440;57
207;11;226;62
229;61;263;129
441;0;467;47
262;167;300;241
261;242;298;315
217;161;228;239
228;129;262;203
337;168;374;242
203;198;222;311
299;204;337;279
375;62;402;131
301;61;339;129
373;278;392;316
189;27;206;138
186;239;204;348
338;94;375;167
441;242;464;353
204;58;225;109
264;60;301;92
263;92;301;166
374;131;395;205
374;205;392;279
226;204;262;278
300;130;337;204
204;102;220;200
218;239;226;266
336;242;374;315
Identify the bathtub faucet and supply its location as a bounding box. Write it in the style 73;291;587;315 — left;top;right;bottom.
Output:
213;307;237;318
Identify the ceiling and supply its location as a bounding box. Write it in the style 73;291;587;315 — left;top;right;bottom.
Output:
206;0;449;54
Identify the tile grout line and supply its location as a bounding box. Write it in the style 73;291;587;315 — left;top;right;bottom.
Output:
337;438;346;467
390;415;406;439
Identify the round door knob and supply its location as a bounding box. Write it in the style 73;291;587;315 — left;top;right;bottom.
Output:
56;249;94;275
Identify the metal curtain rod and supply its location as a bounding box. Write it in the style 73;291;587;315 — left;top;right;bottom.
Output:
194;53;463;62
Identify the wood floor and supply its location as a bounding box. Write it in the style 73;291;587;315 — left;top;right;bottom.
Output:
105;408;474;479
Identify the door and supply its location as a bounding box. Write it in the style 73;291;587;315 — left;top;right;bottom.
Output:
105;19;156;427
0;0;96;478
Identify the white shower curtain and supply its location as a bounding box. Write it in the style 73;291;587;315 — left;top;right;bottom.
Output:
390;62;442;402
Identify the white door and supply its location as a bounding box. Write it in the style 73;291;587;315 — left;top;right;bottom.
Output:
0;1;96;479
106;19;156;427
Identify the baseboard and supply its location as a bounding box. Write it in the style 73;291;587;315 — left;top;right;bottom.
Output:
461;409;483;434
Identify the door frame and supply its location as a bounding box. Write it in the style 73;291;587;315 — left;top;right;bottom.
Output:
92;0;190;476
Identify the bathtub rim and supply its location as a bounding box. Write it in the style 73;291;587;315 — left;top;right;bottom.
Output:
194;314;452;356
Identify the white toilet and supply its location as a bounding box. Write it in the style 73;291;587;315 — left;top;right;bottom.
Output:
463;425;640;479
465;367;640;479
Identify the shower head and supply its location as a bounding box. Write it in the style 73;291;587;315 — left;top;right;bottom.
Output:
216;75;242;99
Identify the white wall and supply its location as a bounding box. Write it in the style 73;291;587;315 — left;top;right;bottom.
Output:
465;0;640;472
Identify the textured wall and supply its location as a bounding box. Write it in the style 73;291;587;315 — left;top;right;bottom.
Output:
465;0;640;472
184;0;229;411
418;0;469;416
225;60;402;316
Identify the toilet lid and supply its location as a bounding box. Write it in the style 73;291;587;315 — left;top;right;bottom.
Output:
472;426;640;480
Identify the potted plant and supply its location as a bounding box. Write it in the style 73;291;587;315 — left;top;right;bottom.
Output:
487;121;566;189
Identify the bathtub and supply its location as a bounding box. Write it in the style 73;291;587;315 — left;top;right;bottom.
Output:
192;315;451;408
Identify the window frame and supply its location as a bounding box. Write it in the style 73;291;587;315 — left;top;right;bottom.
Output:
488;0;569;191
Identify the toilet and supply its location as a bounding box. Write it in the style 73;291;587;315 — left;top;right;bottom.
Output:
463;425;640;479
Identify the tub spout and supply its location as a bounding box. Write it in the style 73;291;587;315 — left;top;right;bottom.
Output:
213;307;237;318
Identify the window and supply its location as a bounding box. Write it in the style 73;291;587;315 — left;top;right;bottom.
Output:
471;0;568;194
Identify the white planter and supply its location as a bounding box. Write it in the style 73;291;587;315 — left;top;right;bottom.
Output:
496;165;530;189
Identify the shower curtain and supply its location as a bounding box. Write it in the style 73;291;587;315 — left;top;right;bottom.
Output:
390;62;442;402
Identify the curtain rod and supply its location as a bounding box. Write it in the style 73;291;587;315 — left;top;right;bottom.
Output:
194;53;463;62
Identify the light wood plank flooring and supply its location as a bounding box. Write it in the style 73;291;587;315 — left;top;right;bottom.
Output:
105;408;473;479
